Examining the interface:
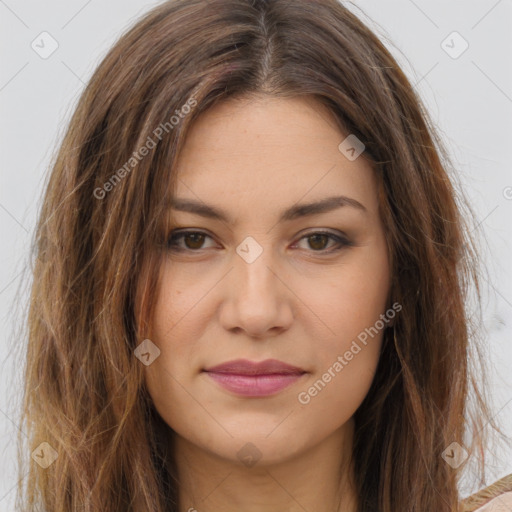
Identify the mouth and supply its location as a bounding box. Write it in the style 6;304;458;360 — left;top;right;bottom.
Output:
202;358;307;397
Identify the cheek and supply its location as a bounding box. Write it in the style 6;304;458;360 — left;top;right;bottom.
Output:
149;264;212;355
296;243;389;404
142;268;206;424
143;326;205;438
296;345;381;437
301;244;390;350
296;308;386;427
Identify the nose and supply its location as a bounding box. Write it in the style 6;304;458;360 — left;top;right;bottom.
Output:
218;243;294;339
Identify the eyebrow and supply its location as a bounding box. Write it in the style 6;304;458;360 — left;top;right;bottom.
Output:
167;195;367;224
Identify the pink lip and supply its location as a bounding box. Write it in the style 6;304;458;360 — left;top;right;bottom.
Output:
203;359;307;397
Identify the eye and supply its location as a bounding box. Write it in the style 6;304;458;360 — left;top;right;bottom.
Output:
293;231;352;253
166;230;217;251
166;229;352;254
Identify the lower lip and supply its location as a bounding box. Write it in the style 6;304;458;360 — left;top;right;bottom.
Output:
204;372;305;397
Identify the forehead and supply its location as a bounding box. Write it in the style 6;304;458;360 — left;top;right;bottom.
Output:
172;96;379;219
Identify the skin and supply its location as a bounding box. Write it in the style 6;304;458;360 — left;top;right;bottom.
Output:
143;95;391;512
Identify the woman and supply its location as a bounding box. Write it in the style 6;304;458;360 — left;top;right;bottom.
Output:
17;0;511;510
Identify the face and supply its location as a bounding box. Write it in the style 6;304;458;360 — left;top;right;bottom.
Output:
143;95;391;466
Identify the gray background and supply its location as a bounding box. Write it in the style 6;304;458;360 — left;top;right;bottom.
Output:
0;0;511;509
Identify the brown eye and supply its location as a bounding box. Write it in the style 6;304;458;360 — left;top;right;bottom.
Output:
166;231;215;251
295;231;352;253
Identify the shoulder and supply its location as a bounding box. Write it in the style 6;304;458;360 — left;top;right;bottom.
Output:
460;474;512;512
473;491;512;511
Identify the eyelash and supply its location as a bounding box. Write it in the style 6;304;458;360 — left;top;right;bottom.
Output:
165;230;353;255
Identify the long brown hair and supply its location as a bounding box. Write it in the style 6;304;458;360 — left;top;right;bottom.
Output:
15;0;506;510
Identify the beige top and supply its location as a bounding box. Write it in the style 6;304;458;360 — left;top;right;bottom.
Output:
474;491;512;511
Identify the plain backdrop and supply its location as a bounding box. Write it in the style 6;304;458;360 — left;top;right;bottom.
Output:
0;0;511;509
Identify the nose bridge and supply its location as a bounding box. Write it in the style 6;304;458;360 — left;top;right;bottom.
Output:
234;235;279;298
219;234;293;336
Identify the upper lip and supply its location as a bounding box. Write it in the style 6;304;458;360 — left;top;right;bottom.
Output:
203;358;306;375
